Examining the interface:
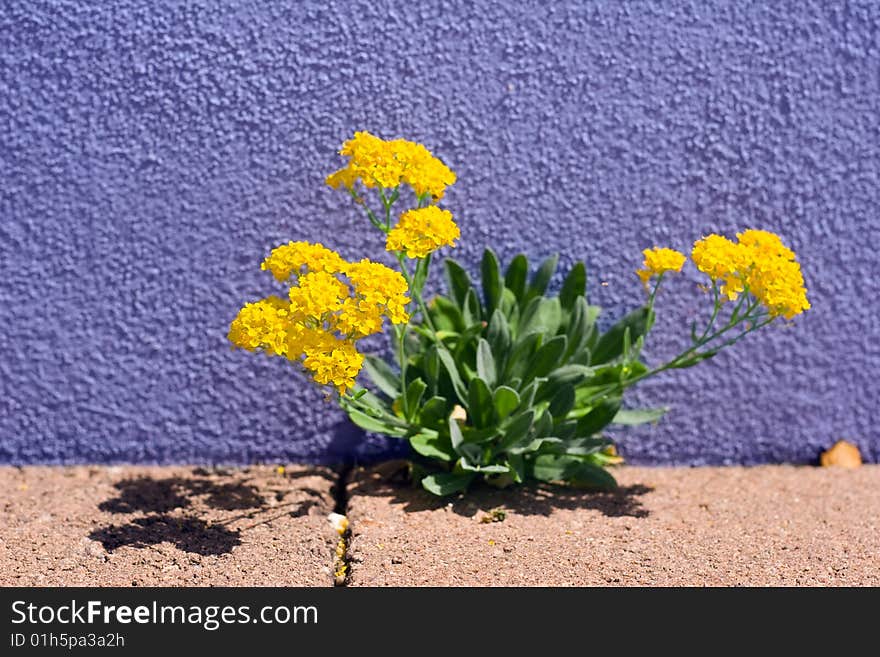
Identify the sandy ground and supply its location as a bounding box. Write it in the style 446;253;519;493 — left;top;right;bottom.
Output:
0;465;338;586
347;465;880;586
1;464;877;586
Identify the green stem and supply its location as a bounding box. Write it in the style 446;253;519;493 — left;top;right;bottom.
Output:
647;272;664;308
629;297;767;386
394;252;439;334
581;296;772;410
697;282;722;342
347;187;388;233
395;323;409;417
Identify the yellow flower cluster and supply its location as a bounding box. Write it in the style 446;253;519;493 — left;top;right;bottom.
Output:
692;229;809;319
345;259;411;325
735;230;810;319
326;131;456;200
227;296;296;357
691;234;751;300
637;247;686;287
386;206;460;259
229;243;410;393
261;241;347;281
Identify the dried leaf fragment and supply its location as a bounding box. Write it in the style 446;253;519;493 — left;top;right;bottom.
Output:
820;440;862;469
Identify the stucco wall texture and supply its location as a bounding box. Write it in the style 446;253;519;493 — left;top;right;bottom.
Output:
1;1;878;466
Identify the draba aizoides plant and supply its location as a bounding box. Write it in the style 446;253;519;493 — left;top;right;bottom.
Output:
228;131;810;496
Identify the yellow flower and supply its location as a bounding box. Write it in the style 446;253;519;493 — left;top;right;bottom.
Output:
345;259;410;325
301;333;364;394
386;206;460;259
693;230;810;319
261;241;347;282
691;234;750;300
737;228;796;261
325;166;359;191
231;241;412;394
746;256;810;319
327;131;456;199
636;247;686;287
389;138;457;199
336;298;385;338
288;271;349;320
228;296;297;357
737;231;809;319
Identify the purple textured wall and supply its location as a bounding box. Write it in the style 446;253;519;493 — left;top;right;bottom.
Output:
1;1;878;465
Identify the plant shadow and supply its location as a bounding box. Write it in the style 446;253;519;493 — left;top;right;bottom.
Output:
98;475;267;514
90;470;322;556
88;516;242;556
351;463;653;519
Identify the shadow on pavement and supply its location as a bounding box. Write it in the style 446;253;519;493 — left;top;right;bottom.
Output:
90;469;323;556
350;463;653;519
88;515;242;555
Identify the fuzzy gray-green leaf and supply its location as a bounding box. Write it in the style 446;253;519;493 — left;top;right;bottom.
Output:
481;248;502;317
476;339;497;388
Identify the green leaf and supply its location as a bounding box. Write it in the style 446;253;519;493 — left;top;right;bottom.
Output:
431;296;465;332
622;327;632;363
421;344;440;392
504;254;529;301
507;454;525;482
555;419;578;441
504;332;542;382
612;407;669;426
363;355;400;399
518;297;562;338
498;410;534;450
418;396;448;427
421;472;475;496
437;348;468;406
548;384;575;419
524;254;559;304
493;386;520;421
559;261;586;310
575;397;622;436
463;288;482;327
476;339;497;387
458;443;483;466
532;455;616;489
460;461;509;474
565;296;597;360
532;409;554;438
345;408;408;437
562;437;610;456
412;253;432;296
486;309;511;366
570;462;618;489
548;364;594;387
449;415;465;450
467;376;493;429
670;351;716;368
404;378;427;421
410;432;454;461
591;306;652;365
461;426;500;444
481;248;503;317
524;334;567;383
516;379;539;411
444;258;473;308
350;387;392;415
531;454;574;482
499;287;518;321
451;323;486;360
510;436;562;454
